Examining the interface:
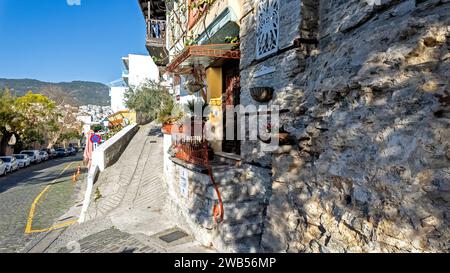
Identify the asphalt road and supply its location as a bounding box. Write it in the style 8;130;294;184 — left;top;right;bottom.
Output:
0;153;84;253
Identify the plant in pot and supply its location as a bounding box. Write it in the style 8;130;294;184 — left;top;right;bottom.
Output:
158;101;185;135
182;99;209;136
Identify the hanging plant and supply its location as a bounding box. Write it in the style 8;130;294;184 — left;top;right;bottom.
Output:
188;0;216;29
189;0;215;11
225;36;240;44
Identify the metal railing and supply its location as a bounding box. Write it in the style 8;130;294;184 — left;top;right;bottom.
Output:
173;135;209;167
147;19;166;42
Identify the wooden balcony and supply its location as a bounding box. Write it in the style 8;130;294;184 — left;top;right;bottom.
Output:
146;19;168;65
138;0;168;65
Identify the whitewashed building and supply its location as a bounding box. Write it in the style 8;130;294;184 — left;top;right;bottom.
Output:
109;79;128;113
110;54;160;113
121;54;160;90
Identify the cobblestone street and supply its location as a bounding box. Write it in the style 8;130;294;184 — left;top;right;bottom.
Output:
25;124;214;253
57;228;160;253
0;155;84;253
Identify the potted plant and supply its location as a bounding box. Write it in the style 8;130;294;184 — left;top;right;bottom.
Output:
159;102;185;135
181;99;209;136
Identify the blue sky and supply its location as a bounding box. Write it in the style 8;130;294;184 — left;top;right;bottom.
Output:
0;0;148;84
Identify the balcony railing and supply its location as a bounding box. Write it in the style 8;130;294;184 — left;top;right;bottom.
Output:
146;19;166;47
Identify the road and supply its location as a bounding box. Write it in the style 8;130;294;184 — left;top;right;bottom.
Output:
0;154;84;253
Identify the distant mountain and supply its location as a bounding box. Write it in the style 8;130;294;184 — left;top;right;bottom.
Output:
0;78;111;106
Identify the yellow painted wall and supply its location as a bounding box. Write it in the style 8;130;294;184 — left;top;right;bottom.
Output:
126;111;137;124
206;67;222;102
109;110;137;125
206;67;223;152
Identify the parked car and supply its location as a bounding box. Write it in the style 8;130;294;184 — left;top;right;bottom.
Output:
20;150;41;163
72;146;80;153
0;156;19;173
41;148;56;158
12;154;31;168
55;148;68;157
67;147;76;156
39;151;49;161
0;159;7;176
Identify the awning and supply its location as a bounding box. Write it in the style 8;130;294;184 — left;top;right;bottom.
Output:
166;43;240;74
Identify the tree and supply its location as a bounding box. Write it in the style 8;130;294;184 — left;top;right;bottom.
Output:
0;88;17;153
57;129;80;147
12;92;61;147
125;80;183;123
47;105;81;148
0;89;83;152
0;88;16;135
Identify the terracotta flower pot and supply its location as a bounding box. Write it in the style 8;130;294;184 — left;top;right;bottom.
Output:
181;120;205;136
161;123;174;134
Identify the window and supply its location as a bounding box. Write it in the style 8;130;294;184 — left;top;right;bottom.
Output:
256;0;280;59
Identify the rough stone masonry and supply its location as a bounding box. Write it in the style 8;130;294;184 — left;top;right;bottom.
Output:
240;0;450;252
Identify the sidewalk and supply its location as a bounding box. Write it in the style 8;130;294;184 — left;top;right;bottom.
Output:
24;123;215;253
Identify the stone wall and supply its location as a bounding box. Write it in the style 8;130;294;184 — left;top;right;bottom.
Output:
241;0;450;252
164;152;271;252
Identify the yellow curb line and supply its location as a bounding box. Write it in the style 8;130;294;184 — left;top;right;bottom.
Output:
25;162;76;234
27;219;79;234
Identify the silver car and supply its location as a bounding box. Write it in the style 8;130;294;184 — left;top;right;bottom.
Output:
0;156;19;173
13;154;31;168
39;151;49;161
20;150;41;163
0;159;6;176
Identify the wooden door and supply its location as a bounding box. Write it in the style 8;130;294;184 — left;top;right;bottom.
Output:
222;62;241;155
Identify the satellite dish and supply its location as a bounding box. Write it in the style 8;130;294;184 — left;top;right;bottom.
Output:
8;134;16;146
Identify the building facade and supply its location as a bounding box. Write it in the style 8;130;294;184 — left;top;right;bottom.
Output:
138;0;450;253
109;79;129;113
122;54;160;89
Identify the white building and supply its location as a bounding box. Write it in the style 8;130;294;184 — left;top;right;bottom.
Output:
121;54;159;90
163;74;199;105
109;80;128;113
110;54;160;114
76;115;93;135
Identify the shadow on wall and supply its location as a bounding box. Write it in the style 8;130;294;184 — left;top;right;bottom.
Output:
171;162;271;253
261;1;450;252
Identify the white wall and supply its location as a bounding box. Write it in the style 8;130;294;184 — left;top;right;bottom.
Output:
110;86;128;113
166;74;199;105
123;54;160;90
178;95;198;105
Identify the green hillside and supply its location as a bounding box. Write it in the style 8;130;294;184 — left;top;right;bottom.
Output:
0;78;111;106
